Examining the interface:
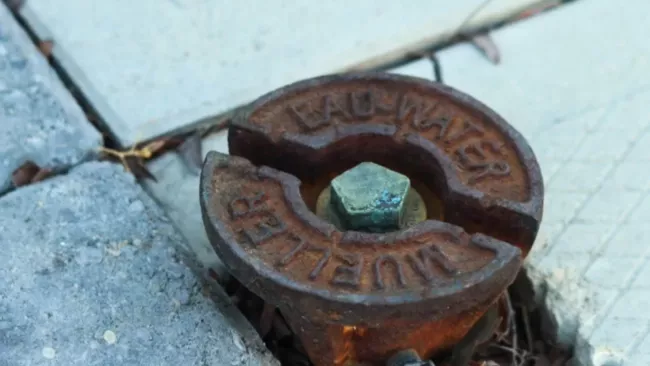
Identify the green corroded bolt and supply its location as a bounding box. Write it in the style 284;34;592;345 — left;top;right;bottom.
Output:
330;162;411;232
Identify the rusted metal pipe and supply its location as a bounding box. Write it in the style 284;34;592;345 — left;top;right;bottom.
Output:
200;73;544;366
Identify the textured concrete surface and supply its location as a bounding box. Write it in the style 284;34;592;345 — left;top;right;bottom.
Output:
392;1;650;365
0;3;102;194
144;131;229;278
19;0;550;147
0;161;277;366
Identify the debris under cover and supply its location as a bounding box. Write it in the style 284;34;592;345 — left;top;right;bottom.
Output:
219;271;573;366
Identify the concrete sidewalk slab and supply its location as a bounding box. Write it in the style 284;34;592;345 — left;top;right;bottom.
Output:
392;1;650;365
0;3;102;195
144;130;229;277
0;161;277;366
19;0;551;147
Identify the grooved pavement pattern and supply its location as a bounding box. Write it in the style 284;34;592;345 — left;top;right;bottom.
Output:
392;0;650;364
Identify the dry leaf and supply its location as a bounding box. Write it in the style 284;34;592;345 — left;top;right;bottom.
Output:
470;33;500;64
11;161;53;187
207;268;220;283
258;303;276;339
177;132;203;175
38;40;54;58
12;161;40;187
30;167;53;183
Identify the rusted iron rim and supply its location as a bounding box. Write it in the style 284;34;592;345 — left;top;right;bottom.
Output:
200;152;522;325
231;72;543;233
201;72;545;364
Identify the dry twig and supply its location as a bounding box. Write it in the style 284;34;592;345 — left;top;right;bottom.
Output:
488;344;527;365
496;295;513;342
98;139;168;181
505;293;520;365
521;305;534;354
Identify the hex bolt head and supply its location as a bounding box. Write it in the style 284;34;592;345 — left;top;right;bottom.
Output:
330;162;410;232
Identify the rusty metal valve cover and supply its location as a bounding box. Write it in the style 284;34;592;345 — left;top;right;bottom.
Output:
200;73;543;366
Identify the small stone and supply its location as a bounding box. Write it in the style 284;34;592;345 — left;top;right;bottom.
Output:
103;330;117;345
232;333;246;352
74;246;103;266
177;289;191;305
128;200;145;213
42;346;56;359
